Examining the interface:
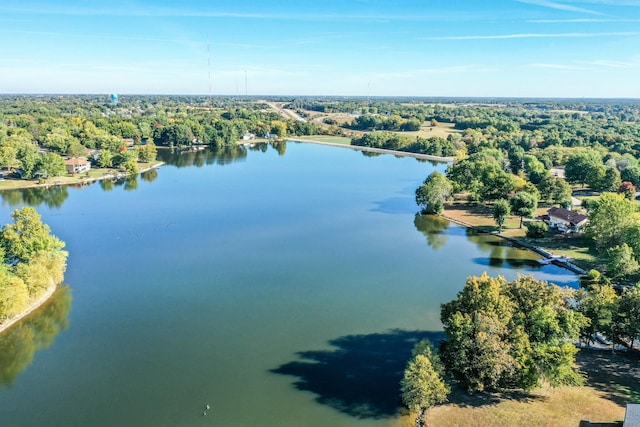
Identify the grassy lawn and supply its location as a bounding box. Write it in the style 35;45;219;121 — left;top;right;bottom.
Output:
442;202;598;269
293;135;352;145
394;349;638;427
391;122;462;139
0;161;163;191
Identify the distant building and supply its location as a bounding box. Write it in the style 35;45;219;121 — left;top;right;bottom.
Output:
546;207;588;233
65;157;91;174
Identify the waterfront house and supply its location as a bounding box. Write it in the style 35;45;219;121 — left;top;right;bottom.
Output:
65;157;91;174
546;207;588;233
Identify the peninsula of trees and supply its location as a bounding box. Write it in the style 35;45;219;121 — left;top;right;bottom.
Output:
0;207;67;326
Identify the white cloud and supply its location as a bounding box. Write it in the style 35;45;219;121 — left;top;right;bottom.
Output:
0;5;487;22
580;59;637;68
515;0;604;15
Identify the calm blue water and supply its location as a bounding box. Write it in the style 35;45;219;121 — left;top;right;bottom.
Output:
0;142;577;427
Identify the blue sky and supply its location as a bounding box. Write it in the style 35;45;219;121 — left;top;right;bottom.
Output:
1;0;640;97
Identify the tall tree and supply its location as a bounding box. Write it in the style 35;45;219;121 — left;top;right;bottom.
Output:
605;243;639;280
400;355;449;426
510;192;539;228
585;192;637;251
493;199;511;233
617;285;640;348
415;171;453;215
576;284;618;346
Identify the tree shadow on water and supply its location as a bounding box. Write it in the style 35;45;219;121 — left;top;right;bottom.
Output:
270;329;444;420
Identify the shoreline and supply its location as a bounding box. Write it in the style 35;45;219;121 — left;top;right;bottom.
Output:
0;162;165;192
439;211;587;276
286;138;584;275
285;138;456;162
0;284;57;335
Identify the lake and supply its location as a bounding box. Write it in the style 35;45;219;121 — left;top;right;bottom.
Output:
0;142;578;426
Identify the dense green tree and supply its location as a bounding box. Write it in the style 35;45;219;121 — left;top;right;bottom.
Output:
440;274;586;392
0;270;29;319
598;167;622;192
510;192;539;228
605;243;639;280
16;142;40;179
617;285;640;348
97;149;113;168
493;199;511;232
0;207;65;264
42;127;75;154
585;164;606;191
415;172;453;215
525;221;548;238
621;165;640;187
537;174;571;205
576;284;618;346
564;151;604;187
506;276;586;387
523;155;547;184
136;141;157;163
0;139;19;170
36;153;66;179
440;274;515;392
585;192;637;251
271;121;288;138
479;170;515;201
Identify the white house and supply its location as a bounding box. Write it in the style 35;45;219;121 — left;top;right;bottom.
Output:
65;157;91;174
546;207;588;233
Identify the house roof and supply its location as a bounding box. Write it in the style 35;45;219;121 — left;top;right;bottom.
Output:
547;207;588;226
65;157;90;166
624;404;640;427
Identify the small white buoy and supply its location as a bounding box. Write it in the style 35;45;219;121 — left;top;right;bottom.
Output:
206;404;210;410
203;412;207;416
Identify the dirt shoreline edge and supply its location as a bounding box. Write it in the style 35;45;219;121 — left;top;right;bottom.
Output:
285;138;456;162
0;284;57;335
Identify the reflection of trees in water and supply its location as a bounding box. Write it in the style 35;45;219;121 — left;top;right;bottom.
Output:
413;214;450;250
99;179;114;192
0;286;72;388
123;176;138;192
465;229;536;268
156;145;248;168
0;185;69;209
361;151;382;158
140;168;158;183
273;141;287;156
248;142;287;155
248;143;269;153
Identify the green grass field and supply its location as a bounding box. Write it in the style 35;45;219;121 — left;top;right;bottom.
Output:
293;135;352;145
391;123;462;139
